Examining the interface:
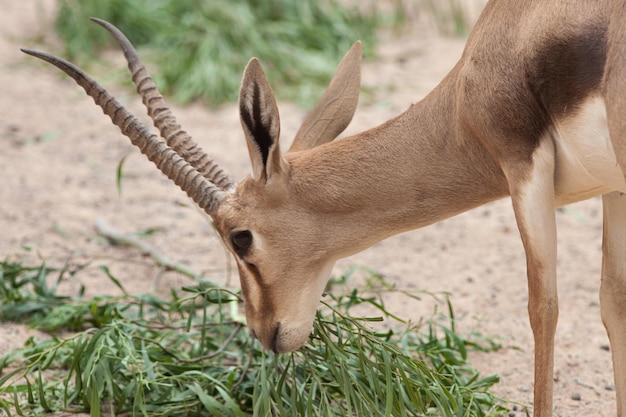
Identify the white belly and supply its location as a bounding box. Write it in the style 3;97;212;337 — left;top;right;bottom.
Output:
552;96;626;206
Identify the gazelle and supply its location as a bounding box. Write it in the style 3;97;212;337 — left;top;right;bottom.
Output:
21;1;626;415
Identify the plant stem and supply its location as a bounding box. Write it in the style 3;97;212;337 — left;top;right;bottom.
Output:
94;217;224;288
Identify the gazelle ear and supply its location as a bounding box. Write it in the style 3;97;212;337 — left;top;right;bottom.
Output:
239;58;284;182
288;41;362;153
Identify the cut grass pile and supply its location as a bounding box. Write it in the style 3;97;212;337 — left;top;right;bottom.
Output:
0;258;506;416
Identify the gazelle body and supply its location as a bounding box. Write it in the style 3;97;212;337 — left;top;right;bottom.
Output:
22;0;626;415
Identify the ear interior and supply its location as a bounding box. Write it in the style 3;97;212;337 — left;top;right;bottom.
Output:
239;58;283;182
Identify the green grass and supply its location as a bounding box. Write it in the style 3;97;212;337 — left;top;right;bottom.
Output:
0;257;507;416
53;0;403;107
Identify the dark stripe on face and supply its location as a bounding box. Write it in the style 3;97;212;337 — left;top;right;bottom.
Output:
247;262;264;287
241;262;275;324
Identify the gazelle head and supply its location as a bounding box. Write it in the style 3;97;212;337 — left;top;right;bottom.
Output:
22;19;362;353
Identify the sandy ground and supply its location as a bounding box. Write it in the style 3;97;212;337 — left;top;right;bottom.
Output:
0;1;620;416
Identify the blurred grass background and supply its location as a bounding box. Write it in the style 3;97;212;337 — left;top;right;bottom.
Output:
52;0;482;107
54;0;404;107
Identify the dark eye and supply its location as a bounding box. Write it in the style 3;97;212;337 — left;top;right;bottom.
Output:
230;230;253;257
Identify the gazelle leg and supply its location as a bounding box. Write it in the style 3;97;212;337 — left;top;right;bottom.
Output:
601;191;626;416
507;139;558;417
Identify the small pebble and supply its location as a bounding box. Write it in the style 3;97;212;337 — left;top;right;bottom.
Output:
571;392;581;401
600;344;610;351
605;383;615;391
508;412;516;417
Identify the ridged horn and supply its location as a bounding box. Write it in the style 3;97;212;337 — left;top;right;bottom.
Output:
21;48;226;216
90;17;235;191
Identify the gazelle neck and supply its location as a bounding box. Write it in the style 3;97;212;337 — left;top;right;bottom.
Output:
287;70;510;258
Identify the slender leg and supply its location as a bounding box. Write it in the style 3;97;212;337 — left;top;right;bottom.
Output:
507;139;558;417
601;191;626;416
602;9;626;415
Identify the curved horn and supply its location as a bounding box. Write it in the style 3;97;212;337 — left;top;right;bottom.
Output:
90;18;235;191
21;48;226;216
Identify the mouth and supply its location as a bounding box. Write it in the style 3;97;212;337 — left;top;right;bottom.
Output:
251;322;282;353
270;322;280;353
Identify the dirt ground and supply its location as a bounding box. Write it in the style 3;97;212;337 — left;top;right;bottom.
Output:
0;1;620;416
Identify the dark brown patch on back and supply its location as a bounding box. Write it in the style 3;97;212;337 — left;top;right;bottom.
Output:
458;15;607;166
527;26;607;118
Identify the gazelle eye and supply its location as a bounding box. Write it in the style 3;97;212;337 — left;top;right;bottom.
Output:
230;230;253;257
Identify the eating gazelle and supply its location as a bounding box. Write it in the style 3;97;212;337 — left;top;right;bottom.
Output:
22;2;626;415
